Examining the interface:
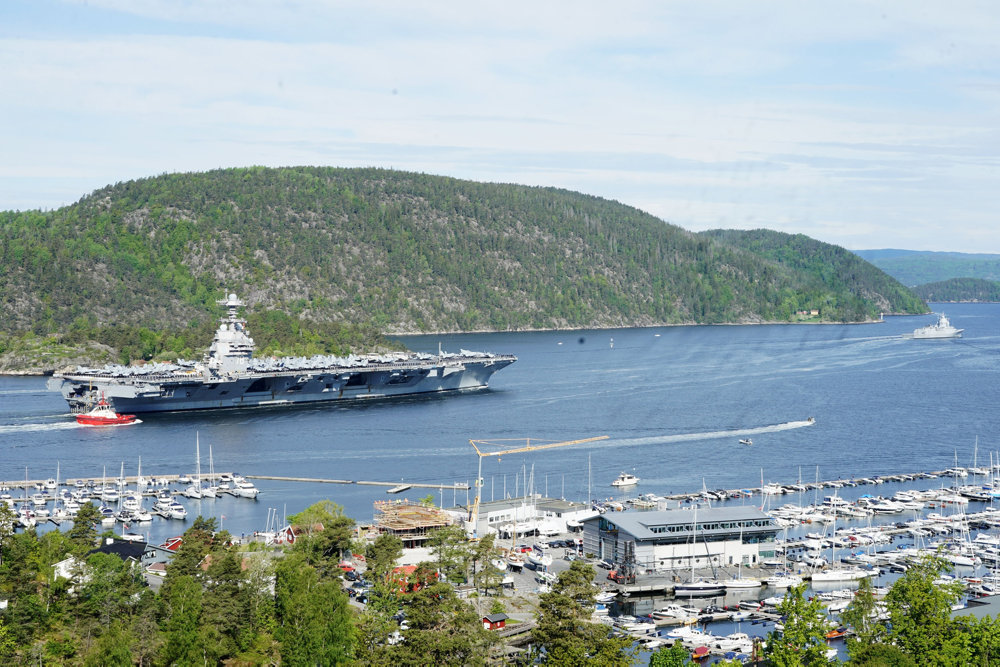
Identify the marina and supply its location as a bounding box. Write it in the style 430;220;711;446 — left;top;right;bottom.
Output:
1;303;996;553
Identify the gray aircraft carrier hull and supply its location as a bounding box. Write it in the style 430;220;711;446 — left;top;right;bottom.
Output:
49;356;516;414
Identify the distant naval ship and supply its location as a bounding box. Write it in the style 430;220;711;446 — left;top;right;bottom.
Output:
905;313;964;340
48;294;517;414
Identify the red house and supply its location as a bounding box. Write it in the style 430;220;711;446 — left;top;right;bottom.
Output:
389;565;437;595
482;613;508;630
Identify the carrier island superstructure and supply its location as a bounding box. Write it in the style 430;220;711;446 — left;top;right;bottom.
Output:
48;294;517;414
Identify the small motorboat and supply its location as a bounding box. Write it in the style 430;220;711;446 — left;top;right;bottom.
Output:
739;438;753;446
611;472;639;487
75;395;139;426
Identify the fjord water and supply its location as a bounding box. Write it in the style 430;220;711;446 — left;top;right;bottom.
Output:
2;304;998;543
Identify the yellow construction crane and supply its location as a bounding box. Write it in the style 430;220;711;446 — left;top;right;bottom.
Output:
467;435;609;534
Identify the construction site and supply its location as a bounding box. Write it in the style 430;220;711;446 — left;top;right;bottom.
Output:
372;499;455;548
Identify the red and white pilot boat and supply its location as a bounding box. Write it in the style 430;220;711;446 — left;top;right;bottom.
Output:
75;395;139;426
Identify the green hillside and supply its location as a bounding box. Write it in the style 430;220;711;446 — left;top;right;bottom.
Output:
912;278;1000;302
853;249;1000;286
1;167;926;366
699;229;927;320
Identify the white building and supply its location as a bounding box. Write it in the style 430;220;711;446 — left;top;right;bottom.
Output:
582;506;778;573
451;496;596;538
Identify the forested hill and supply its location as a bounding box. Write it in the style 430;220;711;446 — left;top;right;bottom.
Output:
698;229;927;318
912;278;1000;303
1;167;925;341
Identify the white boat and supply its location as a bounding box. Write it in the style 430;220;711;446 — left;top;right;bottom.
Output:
611;472;639;487
721;544;761;588
184;433;206;499
811;502;873;583
765;572;803;588
232;477;260;499
739;438;753;446
528;550;553;568
653;604;699;619
595;590;617;603
712;632;753;653
674;579;726;597
908;313;963;339
201;445;219;498
721;576;762;589
674;506;726;596
153;497;188;520
506;552;525;571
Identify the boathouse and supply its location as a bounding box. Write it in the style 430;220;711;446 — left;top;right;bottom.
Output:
482;613;509;630
581;506;778;573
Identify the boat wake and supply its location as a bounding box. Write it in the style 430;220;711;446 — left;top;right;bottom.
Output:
76;419;143;428
602;418;815;449
0;421;81;434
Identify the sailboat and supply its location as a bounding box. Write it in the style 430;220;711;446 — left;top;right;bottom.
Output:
720;526;763;589
673;507;726;596
201;445;218;498
183;433;204;499
811;493;871;583
765;525;803;588
128;458;152;522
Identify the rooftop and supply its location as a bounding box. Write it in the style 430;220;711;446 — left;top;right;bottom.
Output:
584;506;776;541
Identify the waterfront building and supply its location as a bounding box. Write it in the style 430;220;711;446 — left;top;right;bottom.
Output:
451;496;596;538
581;506;778;573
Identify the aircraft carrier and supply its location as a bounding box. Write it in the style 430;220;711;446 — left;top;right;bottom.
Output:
48;294;517;414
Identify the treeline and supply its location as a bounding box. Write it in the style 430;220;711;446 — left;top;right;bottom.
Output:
4;502;998;666
0;501;635;666
0;309;401;371
701;229;927;321
1;167;925;346
912;277;1000;303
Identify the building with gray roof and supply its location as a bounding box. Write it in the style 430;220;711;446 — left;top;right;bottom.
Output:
582;505;778;573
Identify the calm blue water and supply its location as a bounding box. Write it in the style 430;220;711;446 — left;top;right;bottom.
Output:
2;304;998;544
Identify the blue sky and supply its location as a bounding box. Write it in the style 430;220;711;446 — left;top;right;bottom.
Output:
3;1;999;252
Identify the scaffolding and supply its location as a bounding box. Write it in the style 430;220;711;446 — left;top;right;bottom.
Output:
374;500;455;548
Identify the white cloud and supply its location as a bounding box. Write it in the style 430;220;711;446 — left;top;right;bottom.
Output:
2;1;1000;251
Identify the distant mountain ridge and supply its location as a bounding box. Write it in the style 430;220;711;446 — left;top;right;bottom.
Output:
854;249;1000;286
912;278;1000;303
0;167;925;350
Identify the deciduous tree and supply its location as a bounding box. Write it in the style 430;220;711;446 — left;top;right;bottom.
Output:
762;583;830;666
532;560;635;665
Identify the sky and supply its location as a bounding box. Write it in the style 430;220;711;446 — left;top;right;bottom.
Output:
2;1;999;253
